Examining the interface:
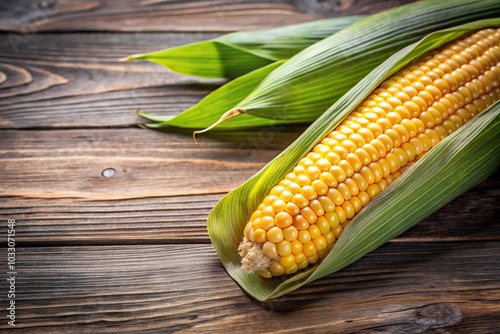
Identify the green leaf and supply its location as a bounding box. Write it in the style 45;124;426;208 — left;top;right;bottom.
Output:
124;41;273;79
217;16;366;62
140;61;286;130
122;16;364;79
147;0;500;132
235;0;500;122
206;21;500;301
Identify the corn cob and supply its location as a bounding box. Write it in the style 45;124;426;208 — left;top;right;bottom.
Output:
238;28;500;278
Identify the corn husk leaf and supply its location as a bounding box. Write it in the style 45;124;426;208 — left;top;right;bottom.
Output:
196;0;500;132
207;19;500;301
122;16;364;79
140;61;286;130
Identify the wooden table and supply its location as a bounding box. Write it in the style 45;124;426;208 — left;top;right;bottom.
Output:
0;1;498;332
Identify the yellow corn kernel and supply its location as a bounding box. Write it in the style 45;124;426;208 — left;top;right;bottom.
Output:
277;240;292;256
319;172;337;187
260;216;274;230
275;211;293;228
239;28;500;277
300;185;317;200
297;230;311;244
311;179;329;195
307;253;319;265
291;240;303;255
350;196;363;214
336;182;352;200
325;212;340;229
316;216;331;234
292;193;309;208
318;196;335;213
308;200;322;217
335;206;347;224
262;241;278;259
285;264;299;275
303;242;317;257
279;190;294;202
340;201;354;219
283;225;298;241
271;199;286;213
327;188;344;206
357;192;371;207
344;178;359;196
323;231;336;246
254;228;267;243
308;224;321;239
313;236;328;252
329;165;346;182
284;202;300;216
332;225;343;238
267;227;284;243
268;262;285;276
293;215;309;230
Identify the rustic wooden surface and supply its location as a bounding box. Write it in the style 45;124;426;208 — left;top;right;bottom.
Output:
0;0;499;332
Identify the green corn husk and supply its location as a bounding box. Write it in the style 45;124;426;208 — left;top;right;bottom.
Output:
140;61;287;130
121;16;365;79
184;0;500;133
207;19;500;301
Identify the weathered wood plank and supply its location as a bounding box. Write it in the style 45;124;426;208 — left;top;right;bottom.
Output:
0;128;301;200
0;32;229;129
0;194;220;245
1;242;498;332
0;174;498;245
0;128;498;244
0;0;415;33
0;1;496;332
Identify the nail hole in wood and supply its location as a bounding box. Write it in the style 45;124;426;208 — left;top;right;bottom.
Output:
102;168;116;178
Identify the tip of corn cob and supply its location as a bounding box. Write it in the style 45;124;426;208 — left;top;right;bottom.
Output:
238;238;273;273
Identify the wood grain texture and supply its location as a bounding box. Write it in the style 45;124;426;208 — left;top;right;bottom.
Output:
0;242;498;333
0;0;415;32
0;174;498;245
1;0;498;332
0;127;497;244
0;32;228;129
0;128;301;199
